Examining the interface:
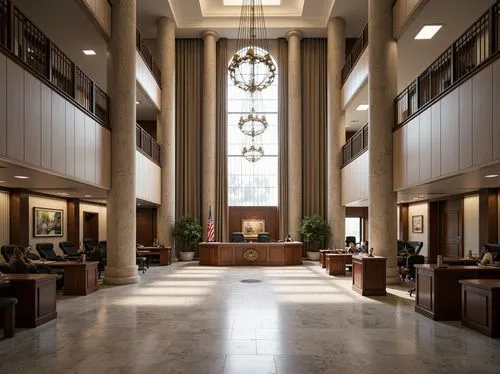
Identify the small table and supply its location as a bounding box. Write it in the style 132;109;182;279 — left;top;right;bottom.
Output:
460;279;500;338
319;250;334;268
48;261;99;296
326;253;352;276
352;255;387;296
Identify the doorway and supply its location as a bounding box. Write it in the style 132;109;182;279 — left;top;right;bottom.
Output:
83;212;99;245
440;199;463;257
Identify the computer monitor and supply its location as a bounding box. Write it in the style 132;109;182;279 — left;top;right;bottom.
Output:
257;232;270;242
231;232;245;242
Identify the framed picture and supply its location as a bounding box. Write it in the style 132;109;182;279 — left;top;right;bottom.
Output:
33;207;63;237
412;215;423;233
242;219;265;239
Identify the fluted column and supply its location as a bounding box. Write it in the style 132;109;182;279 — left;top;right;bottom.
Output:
104;0;139;285
286;30;302;239
327;18;346;249
368;0;399;283
202;30;217;239
157;17;176;258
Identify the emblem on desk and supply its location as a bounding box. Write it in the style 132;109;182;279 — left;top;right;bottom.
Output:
243;249;259;262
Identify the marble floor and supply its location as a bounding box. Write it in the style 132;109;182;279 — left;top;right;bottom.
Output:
1;262;500;374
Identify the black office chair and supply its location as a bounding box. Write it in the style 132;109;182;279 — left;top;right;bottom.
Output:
1;245;23;262
406;254;425;297
36;243;65;261
345;236;356;246
89;243;107;279
83;238;96;254
59;241;81;259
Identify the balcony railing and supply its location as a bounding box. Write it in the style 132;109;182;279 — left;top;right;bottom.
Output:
395;1;499;128
342;123;368;168
136;124;161;166
341;24;368;84
0;0;109;125
136;28;161;86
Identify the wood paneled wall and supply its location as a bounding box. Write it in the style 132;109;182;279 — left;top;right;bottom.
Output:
394;59;500;191
228;207;279;241
0;191;10;246
9;190;29;246
137;208;157;246
341;151;369;205
0;53;111;190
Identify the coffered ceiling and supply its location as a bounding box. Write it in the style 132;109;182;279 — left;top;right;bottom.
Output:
137;0;368;39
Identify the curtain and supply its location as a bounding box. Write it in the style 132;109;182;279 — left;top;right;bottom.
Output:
301;38;328;218
278;38;289;239
215;38;228;241
175;39;203;220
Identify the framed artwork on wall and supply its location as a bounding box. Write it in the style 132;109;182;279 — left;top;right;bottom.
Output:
412;215;423;233
242;219;265;239
33;207;63;237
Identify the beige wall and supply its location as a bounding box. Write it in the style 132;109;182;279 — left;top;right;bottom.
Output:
79;202;107;244
0;191;9;260
341;151;369;206
463;194;480;257
136;151;161;204
28;195;67;256
78;0;111;38
136;51;161;110
341;49;368;109
408;202;429;257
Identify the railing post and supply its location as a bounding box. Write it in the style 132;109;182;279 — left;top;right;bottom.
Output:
450;43;456;85
46;40;52;82
91;82;96;116
72;62;76;99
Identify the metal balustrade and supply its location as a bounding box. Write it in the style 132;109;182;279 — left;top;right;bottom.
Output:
395;2;499;128
341;24;368;85
0;0;109;125
136;124;161;166
136;28;161;86
341;123;368;168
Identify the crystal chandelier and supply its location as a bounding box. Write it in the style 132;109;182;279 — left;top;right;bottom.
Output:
242;143;264;163
228;0;276;93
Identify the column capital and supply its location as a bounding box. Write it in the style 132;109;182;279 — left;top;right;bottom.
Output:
285;30;303;41
202;30;218;40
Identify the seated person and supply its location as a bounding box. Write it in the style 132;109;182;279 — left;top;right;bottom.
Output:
359;241;369;253
480;245;494;265
400;246;416;280
285;234;293;242
346;242;357;254
9;247;36;274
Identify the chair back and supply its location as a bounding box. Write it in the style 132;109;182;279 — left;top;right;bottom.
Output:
36;243;62;260
1;245;24;262
407;255;425;279
345;236;356;246
83;238;95;253
59;241;79;256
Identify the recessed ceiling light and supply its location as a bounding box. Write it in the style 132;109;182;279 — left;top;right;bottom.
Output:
57;192;70;196
0;180;5;183
136;101;140;105
82;49;96;56
84;195;92;198
413;197;420;200
137;203;142;206
356;104;369;111
485;174;499;178
418;195;424;198
14;175;29;179
223;0;281;5
414;25;442;40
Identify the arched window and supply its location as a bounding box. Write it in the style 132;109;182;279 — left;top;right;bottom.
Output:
227;47;278;206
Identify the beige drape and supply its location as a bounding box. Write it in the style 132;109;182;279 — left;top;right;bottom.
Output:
215;38;228;241
175;39;203;220
301;38;327;218
278;38;289;239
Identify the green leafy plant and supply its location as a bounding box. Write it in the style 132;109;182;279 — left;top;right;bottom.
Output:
298;215;332;252
172;216;203;252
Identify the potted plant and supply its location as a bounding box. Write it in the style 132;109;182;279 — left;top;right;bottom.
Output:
298;215;332;261
173;215;203;261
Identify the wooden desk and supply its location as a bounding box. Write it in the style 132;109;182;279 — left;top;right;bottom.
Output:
49;261;99;296
0;274;57;328
326;254;352;276
352;255;387;296
443;257;479;266
137;247;172;266
460;279;500;338
319;250;334;268
415;265;500;321
199;242;303;266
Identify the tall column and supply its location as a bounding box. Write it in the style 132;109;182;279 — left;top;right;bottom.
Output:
157;17;176;258
104;0;139;285
202;30;217;239
327;18;346;249
368;0;399;283
286;30;302;239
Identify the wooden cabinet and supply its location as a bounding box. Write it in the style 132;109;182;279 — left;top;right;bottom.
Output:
351;256;387;296
0;274;57;328
326;254;352;276
319;249;334;268
49;261;99;296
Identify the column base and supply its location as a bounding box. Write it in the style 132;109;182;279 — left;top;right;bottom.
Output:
103;265;140;285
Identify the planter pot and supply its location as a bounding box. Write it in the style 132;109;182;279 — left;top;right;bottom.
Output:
179;252;195;261
306;251;321;261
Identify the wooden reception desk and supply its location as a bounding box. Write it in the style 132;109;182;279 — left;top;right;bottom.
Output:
199;242;303;266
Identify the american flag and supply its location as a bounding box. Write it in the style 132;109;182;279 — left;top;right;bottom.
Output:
207;205;215;242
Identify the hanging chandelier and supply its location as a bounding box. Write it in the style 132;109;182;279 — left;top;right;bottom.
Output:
242;143;264;163
238;107;268;137
228;0;276;93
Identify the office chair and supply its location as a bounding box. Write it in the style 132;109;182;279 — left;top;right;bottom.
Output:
231;232;245;243
345;236;356;246
405;254;425;297
257;232;270;242
1;245;24;262
59;241;81;259
35;243;65;261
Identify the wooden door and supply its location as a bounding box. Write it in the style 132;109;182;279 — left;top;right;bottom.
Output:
440;200;462;257
83;212;99;245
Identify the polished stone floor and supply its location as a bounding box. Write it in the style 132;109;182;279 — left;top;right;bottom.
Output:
1;262;500;374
